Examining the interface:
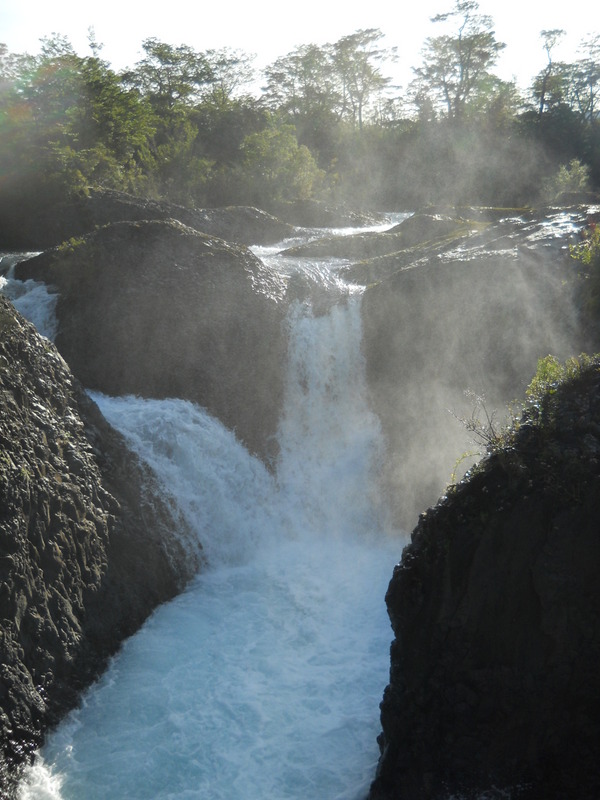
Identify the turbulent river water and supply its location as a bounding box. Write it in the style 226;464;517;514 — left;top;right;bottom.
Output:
3;217;409;800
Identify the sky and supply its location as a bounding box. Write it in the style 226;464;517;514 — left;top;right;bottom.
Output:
0;0;598;94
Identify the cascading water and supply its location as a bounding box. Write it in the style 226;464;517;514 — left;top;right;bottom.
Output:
5;221;407;800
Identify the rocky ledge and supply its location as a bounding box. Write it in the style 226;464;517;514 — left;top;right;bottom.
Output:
0;296;197;795
370;360;600;799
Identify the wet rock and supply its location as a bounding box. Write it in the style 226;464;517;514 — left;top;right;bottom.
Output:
370;365;600;800
0;297;196;795
16;219;288;462
280;212;472;261
268;199;387;228
281;230;405;260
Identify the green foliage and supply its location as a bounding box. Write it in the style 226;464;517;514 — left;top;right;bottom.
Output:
543;158;590;198
0;37;156;197
570;222;600;320
0;10;599;213
123;38;213;112
455;354;600;457
235;119;324;208
450;353;600;496
525;355;563;400
524;353;600;403
411;0;506;122
571;222;600;268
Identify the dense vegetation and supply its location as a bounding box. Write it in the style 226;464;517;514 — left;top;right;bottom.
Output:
1;0;599;215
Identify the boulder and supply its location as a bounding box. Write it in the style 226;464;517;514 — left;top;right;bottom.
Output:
370;364;600;799
0;296;196;794
16;219;288;461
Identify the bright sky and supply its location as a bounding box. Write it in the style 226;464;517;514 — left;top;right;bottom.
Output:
0;0;597;93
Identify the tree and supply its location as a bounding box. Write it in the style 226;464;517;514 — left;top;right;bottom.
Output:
263;43;339;118
531;29;568;118
235;117;324;208
203;47;256;106
0;35;156;195
263;29;396;130
568;35;600;123
412;0;506;122
123;38;213;112
332;28;396;129
262;43;343;167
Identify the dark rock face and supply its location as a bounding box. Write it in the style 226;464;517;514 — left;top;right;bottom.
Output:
0;297;196;795
370;367;600;800
0;187;295;251
361;207;592;530
16;219;288;462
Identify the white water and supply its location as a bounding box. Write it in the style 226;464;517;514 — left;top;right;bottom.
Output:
0;256;58;341
6;220;407;800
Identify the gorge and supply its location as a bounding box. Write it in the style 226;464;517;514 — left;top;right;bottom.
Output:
1;195;599;798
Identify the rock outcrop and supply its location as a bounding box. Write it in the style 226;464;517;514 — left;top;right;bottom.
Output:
360;206;593;530
370;362;600;799
0;187;296;251
280;213;470;261
16;219;289;462
0;296;197;795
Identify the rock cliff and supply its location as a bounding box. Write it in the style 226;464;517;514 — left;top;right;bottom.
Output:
16;219;289;462
360;207;593;530
0;296;196;795
369;362;600;799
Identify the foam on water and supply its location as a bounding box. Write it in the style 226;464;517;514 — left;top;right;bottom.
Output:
20;532;398;800
87;394;280;568
0;275;59;341
12;226;406;800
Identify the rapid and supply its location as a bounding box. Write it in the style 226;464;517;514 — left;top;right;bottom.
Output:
3;218;408;800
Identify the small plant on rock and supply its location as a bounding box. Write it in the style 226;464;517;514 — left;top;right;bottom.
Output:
570;221;600;324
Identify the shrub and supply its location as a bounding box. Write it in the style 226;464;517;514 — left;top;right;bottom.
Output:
543;158;590;199
570;221;600;322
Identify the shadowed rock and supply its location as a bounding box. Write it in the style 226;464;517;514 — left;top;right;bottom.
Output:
361;207;593;530
370;364;600;799
16;219;288;462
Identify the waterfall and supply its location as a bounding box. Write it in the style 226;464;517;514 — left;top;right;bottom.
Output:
10;225;405;800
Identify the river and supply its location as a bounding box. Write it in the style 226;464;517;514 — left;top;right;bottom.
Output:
3;217;409;799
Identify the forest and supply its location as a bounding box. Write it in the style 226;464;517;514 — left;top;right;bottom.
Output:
1;0;599;217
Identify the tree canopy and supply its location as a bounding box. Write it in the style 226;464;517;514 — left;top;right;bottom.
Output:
411;0;506;121
0;2;599;213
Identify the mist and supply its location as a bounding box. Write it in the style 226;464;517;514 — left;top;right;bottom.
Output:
361;206;593;530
